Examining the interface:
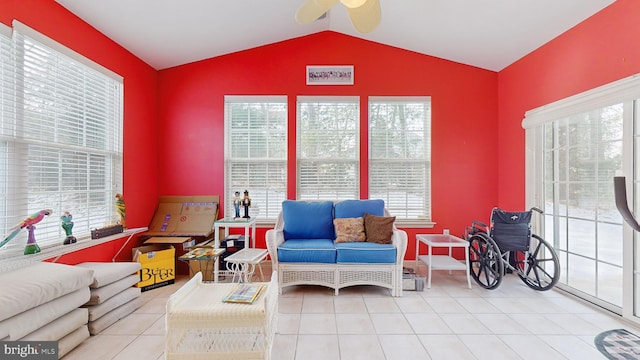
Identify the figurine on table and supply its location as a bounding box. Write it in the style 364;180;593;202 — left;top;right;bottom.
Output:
0;209;52;255
61;211;77;245
233;191;242;219
242;190;251;219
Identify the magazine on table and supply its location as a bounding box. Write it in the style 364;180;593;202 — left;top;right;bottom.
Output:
223;283;264;304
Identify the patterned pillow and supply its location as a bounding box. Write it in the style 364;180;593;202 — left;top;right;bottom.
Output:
364;212;395;244
334;217;366;243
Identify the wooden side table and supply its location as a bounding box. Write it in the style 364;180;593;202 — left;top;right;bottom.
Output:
416;233;472;289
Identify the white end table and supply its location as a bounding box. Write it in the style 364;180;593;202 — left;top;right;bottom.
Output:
416;233;472;289
225;248;269;283
213;217;257;282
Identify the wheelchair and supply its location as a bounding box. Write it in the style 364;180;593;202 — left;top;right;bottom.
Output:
464;207;560;291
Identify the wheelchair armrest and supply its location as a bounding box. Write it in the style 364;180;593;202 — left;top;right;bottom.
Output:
471;220;489;234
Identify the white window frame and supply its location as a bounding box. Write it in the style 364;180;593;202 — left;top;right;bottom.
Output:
523;73;640;320
296;96;360;200
369;96;432;225
224;96;288;223
0;21;123;257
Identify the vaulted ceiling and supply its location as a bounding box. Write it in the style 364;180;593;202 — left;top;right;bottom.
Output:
55;0;615;71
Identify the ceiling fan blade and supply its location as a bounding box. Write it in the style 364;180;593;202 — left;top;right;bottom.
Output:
295;0;339;24
346;0;381;33
339;0;368;8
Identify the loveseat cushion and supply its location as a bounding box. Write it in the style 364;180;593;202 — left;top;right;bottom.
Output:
334;199;385;218
283;200;335;240
335;242;397;263
277;239;336;263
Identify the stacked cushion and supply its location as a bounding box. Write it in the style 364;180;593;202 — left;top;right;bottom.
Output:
77;262;142;335
0;262;94;357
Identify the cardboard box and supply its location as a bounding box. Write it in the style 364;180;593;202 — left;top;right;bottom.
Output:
143;236;195;276
132;244;176;291
141;196;219;275
143;195;219;238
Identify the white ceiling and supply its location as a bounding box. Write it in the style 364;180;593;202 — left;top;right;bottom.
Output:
54;0;615;72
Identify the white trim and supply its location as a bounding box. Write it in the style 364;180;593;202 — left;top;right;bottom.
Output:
369;96;431;103
297;95;359;103
0;227;147;273
522;73;640;129
0;22;11;38
225;95;287;103
11;20;123;82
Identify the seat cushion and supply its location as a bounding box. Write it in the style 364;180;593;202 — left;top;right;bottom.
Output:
0;262;94;323
277;239;336;263
76;261;141;288
335;242;397;263
282;200;335;240
334;199;385;218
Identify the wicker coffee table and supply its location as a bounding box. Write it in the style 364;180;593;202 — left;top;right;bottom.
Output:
166;271;278;360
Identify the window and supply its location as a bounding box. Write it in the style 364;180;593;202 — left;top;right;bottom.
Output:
0;22;123;253
369;97;431;221
224;96;287;222
523;74;640;314
297;96;359;200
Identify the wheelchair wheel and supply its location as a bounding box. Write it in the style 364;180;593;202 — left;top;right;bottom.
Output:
468;234;503;290
512;234;560;291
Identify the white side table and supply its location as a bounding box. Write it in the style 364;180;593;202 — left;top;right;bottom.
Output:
225;248;269;283
213;217;257;282
416;233;472;289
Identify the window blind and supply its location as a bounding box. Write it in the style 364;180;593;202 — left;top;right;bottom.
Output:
369;97;431;220
224;96;287;221
297;96;359;200
0;24;123;253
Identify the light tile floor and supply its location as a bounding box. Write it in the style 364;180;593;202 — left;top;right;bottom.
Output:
63;264;640;359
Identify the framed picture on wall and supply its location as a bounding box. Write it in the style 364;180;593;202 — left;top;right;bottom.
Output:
306;65;354;85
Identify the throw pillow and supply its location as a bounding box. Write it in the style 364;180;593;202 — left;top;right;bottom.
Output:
334;217;366;243
364;212;395;244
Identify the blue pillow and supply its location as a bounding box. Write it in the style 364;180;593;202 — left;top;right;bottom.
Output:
334;199;385;218
282;200;335;240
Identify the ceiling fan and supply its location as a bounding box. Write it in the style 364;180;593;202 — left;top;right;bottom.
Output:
295;0;382;34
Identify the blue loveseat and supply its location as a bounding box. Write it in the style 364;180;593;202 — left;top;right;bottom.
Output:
265;199;408;296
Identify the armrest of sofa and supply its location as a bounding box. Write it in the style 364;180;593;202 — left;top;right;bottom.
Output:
266;212;285;268
391;228;408;265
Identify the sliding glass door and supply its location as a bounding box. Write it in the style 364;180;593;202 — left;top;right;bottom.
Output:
524;75;640;322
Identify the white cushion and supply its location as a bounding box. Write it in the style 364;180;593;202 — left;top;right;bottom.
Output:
0;262;93;322
76;262;141;288
86;274;139;305
0;287;90;340
20;308;88;341
58;325;90;358
85;287;140;321
88;297;142;335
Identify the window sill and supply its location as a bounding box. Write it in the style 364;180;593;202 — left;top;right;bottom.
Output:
395;220;436;229
0;227;148;273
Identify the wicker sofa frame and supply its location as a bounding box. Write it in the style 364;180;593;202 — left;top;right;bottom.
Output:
266;208;408;297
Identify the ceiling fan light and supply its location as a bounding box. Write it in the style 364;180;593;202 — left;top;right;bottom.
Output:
295;0;338;24
346;0;381;33
339;0;368;9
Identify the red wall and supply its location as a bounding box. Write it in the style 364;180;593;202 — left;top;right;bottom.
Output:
0;0;160;263
497;0;640;209
158;31;499;258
